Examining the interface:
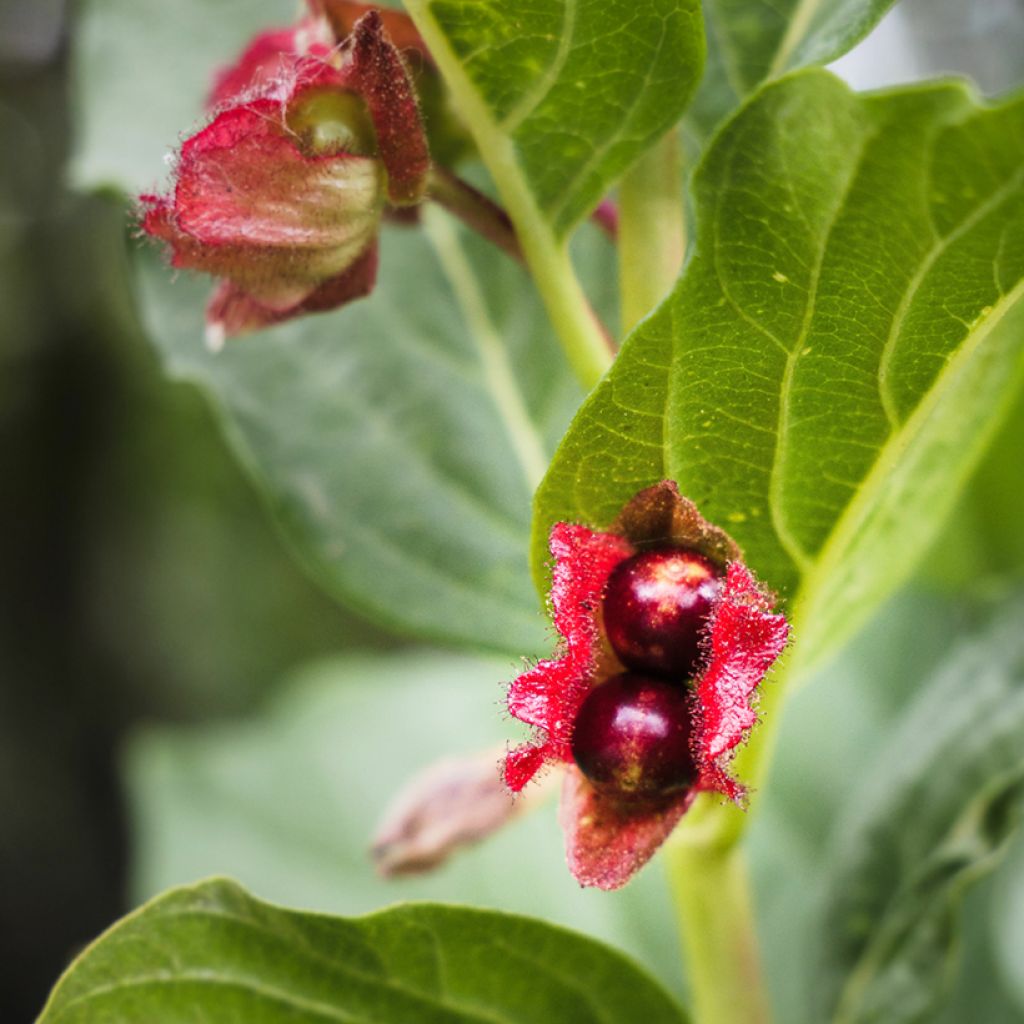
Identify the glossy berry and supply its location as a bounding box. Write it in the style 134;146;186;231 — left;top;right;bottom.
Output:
603;547;721;678
570;673;696;799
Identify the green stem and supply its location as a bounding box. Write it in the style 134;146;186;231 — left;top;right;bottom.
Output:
528;239;615;391
617;130;685;334
405;1;614;392
666;827;771;1024
662;652;799;1022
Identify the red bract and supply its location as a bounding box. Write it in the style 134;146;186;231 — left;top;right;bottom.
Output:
505;481;789;889
206;18;333;110
140;12;428;345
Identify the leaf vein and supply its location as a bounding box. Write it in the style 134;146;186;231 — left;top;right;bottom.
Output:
877;162;1024;428
497;0;577;135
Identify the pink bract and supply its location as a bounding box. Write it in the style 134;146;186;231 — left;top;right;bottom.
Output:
207;19;333;109
505;481;789;889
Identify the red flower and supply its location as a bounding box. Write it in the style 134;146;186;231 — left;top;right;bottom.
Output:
506;481;789;889
140;11;429;345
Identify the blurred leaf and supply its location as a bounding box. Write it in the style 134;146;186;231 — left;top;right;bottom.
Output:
55;197;394;719
38;877;689;1024
123;649;687;1001
406;0;704;238
688;0;896;142
138;215;609;654
925;379;1024;591
813;596;1024;1024
992;829;1024;1015
535;71;1024;673
72;0;285;192
934;861;1024;1024
747;587;975;1024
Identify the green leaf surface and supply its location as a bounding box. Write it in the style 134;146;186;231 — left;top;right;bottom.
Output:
689;0;896;143
121;650;689;1004
535;70;1024;672
406;0;704;239
139;214;613;654
38;878;688;1024
813;597;1024;1024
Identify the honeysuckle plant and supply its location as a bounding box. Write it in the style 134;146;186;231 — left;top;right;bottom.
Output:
37;1;1024;1023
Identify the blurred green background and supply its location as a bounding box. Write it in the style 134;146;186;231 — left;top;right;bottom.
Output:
2;0;1024;1021
1;2;398;1017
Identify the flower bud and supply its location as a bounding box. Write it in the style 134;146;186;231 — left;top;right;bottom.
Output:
370;747;556;876
140;12;429;342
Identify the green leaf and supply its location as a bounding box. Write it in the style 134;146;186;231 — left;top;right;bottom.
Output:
689;0;897;143
992;833;1024;1016
37;878;689;1024
123;650;689;1003
813;597;1024;1024
139;214;614;654
405;0;704;239
534;70;1024;673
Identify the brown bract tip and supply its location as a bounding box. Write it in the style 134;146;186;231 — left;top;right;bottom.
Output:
613;480;742;569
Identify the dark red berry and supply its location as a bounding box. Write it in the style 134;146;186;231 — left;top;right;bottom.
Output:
603;547;721;678
570;673;696;799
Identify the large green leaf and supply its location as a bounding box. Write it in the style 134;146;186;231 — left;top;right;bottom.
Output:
689;0;897;142
122;650;688;1003
37;878;689;1024
812;598;1024;1023
534;70;1024;672
139;214;613;654
405;0;704;239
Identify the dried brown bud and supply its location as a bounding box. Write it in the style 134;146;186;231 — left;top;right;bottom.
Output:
371;747;553;876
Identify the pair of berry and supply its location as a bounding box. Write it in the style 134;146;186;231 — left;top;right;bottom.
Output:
571;547;720;800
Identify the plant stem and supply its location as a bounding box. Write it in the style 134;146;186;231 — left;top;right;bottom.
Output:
530;243;615;391
666;826;771;1024
426;166;525;265
617;130;685;334
405;1;614;392
663;653;800;1022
